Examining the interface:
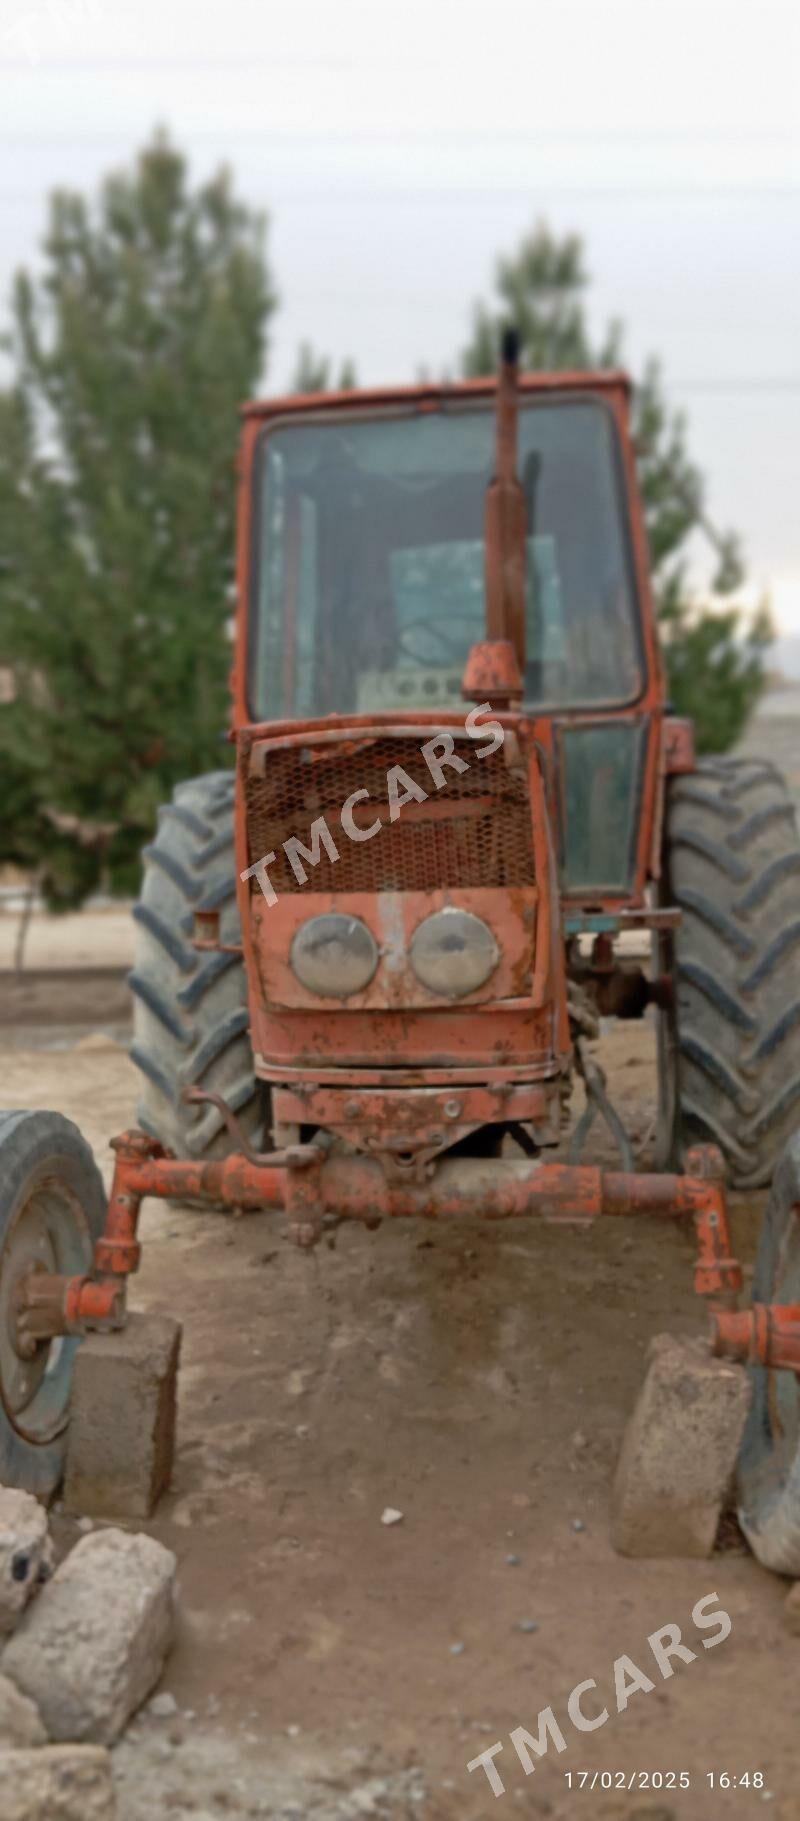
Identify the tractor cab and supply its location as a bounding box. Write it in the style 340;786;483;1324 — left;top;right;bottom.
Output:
236;363;662;906
247;387;643;718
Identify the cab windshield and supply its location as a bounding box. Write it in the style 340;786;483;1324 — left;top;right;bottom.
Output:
249;397;643;720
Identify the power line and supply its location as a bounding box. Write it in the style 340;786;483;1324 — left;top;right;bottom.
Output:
670;379;800;396
0;184;798;203
0;119;799;142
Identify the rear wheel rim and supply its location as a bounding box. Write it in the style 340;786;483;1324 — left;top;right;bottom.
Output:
0;1178;90;1445
652;919;679;1168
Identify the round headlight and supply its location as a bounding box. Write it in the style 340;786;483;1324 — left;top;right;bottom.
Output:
290;913;379;999
410;908;499;999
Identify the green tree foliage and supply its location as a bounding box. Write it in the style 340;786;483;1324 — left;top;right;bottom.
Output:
0;133;275;904
461;222;766;750
657;579;772;753
462;228;618;376
290;341;357;392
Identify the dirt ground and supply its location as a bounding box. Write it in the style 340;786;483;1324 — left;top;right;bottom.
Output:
1;910;797;1820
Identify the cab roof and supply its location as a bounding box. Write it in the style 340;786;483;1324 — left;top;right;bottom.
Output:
241;369;632;422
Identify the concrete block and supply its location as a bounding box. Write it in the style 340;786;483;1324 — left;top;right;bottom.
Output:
611;1331;751;1558
0;1746;115;1820
64;1312;181;1521
0;1493;52;1638
2;1528;176;1745
0;1677;46;1749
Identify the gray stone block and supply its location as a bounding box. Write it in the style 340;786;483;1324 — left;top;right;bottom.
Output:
611;1331;751;1558
64;1312;181;1521
0;1493;52;1638
2;1528;176;1745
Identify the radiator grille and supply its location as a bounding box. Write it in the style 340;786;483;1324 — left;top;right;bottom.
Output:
244;735;535;896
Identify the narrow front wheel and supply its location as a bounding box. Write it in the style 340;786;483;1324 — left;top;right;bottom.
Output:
0;1110;106;1497
738;1132;800;1573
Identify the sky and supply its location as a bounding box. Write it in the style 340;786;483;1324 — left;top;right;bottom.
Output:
2;0;799;664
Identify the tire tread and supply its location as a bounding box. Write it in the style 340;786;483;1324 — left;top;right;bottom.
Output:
664;756;800;1185
129;771;265;1162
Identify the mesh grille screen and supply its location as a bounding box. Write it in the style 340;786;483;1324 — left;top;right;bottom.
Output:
244;736;535;896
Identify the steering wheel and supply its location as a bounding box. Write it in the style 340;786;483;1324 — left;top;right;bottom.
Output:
396;617;472;665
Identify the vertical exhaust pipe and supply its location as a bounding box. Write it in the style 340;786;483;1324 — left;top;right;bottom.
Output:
484;327;527;675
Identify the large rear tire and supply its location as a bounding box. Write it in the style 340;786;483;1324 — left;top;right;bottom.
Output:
659;756;800;1188
129;771;267;1160
0;1110;106;1497
737;1131;800;1573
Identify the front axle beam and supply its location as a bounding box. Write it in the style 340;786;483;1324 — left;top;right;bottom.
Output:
712;1303;800;1373
14;1131;748;1343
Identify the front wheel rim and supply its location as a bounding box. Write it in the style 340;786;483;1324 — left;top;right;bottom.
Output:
0;1177;91;1445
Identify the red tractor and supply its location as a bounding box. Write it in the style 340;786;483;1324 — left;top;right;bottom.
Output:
4;335;800;1569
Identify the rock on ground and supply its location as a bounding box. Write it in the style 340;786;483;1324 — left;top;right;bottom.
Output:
0;1746;115;1820
112;1726;431;1821
611;1331;751;1558
0;1676;45;1749
0;1492;52;1638
2;1529;175;1746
